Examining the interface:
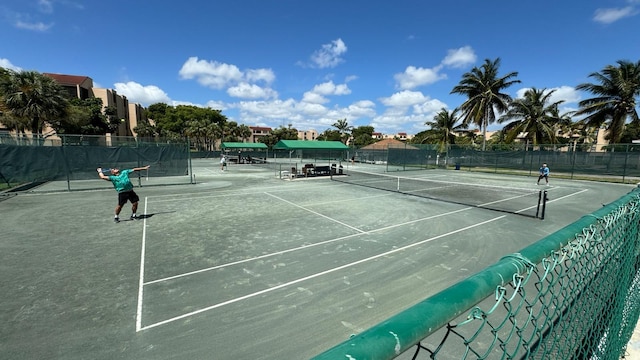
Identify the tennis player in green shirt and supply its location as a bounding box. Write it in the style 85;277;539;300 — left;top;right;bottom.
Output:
97;165;150;223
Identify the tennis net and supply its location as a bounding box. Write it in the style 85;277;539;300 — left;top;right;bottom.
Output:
332;169;546;219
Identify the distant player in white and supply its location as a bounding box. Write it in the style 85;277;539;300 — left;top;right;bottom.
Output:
537;163;550;186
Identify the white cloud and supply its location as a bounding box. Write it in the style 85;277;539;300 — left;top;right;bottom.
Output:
179;57;243;89
301;92;328;104
204;100;227;111
441;46;477;68
296;102;329;117
548;86;581;104
308;38;348;69
394;65;446;90
38;0;54;14
301;81;351;104
374;90;447;131
380;90;433;107
238;99;298;120
244;68;275;84
113;81;171;106
0;58;21;71
15;20;53;31
178;57;276;99
345;75;358;83
593;6;637;24
311;81;351;96
412;98;448;115
515;86;580;105
227;83;277;99
345;100;376;118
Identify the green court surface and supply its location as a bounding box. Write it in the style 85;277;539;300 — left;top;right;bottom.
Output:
0;159;634;359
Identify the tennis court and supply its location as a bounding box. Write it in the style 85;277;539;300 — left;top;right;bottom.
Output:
0;158;634;359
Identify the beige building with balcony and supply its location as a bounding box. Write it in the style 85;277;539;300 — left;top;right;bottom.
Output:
43;73;144;137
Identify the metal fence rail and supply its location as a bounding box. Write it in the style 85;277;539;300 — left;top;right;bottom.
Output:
313;188;640;359
353;143;640;183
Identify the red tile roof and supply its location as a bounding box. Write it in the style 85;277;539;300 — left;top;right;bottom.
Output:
43;73;91;86
361;138;417;150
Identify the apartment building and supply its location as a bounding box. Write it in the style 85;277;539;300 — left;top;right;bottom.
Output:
249;126;272;143
43;73;142;137
298;129;318;141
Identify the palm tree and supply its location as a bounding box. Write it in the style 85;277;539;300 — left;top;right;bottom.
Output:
451;58;520;151
332;118;352;144
575;60;640;145
498;88;564;147
133;120;158;140
185;118;209;151
569;121;599;151
424;108;467;153
236;124;252;142
0;70;69;144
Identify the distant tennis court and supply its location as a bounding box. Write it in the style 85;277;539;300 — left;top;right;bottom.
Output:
0;158;633;359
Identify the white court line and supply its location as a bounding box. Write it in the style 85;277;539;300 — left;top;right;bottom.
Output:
143;206;473;285
138;214;506;331
135;197;149;332
265;192;366;233
148;182;336;203
546;188;589;203
136;187;589;331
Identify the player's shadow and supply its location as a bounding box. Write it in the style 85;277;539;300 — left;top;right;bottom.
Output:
138;211;175;219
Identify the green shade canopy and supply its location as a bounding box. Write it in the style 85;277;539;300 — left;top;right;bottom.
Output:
273;140;349;150
221;142;268;149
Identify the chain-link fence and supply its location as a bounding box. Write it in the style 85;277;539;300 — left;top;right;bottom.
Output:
0;133;192;191
352;143;640;183
314;188;640;359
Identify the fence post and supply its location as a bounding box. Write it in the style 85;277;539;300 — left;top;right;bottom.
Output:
623;144;629;183
188;137;194;184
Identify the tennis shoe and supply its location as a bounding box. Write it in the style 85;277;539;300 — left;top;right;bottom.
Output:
130;214;138;220
114;217;120;223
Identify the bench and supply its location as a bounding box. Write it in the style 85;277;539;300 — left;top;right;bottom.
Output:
315;166;331;176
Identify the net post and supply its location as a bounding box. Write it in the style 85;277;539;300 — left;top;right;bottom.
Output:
540;190;548;220
536;190;542;218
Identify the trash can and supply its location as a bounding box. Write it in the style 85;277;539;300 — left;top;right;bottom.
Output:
455;163;460;170
331;164;337;175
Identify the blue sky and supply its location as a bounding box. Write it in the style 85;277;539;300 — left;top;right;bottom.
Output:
1;0;639;135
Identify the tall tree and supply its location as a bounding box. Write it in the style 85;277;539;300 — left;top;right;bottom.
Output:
499;88;564;146
133;120;158;140
49;97;111;135
317;129;342;142
236;124;252;142
575;60;640;145
451;58;520;150
351;125;376;147
332;118;352;144
259;125;298;148
0;70;69;143
423;108;467;153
